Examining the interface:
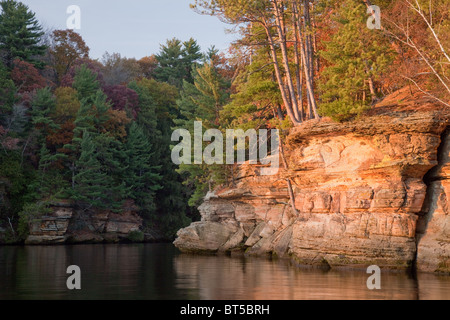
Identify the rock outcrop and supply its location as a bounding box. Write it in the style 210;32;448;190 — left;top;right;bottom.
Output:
25;203;73;245
25;200;145;244
175;99;450;273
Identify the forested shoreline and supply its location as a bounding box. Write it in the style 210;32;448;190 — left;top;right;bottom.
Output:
1;0;449;244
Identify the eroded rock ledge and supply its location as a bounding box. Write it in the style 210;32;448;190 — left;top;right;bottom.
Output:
24;200;165;244
174;104;450;273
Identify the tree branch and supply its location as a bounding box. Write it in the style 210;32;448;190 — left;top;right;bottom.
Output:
402;76;450;107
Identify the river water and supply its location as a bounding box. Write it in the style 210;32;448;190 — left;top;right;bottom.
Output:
0;243;449;300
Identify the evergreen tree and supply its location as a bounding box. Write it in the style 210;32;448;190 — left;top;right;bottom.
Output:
93;133;128;208
154;38;202;89
0;0;46;68
72;90;110;143
0;61;16;115
71;131;122;211
221;44;282;130
29;142;68;201
182;38;203;84
30;87;57;131
318;0;394;121
176;61;231;207
72;64;101;104
130;78;191;236
125;122;162;212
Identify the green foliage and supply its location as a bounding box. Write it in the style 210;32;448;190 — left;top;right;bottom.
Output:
175;61;231;208
0;61;16;114
154;38;203;89
221;43;280;130
17;201;51;240
0;0;46;68
29;143;68;201
71;131;124;211
72;64;101;103
130;78;191;237
125;122;162;211
0;152;36;234
31;87;57;131
127;230;144;243
318;0;394;121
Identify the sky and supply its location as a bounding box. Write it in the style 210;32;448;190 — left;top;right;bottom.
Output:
21;0;237;60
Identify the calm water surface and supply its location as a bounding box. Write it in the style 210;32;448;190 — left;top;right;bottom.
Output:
0;243;449;300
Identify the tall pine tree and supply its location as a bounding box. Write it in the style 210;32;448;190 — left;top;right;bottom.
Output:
154;38;202;89
0;0;46;68
71;131;123;211
176;61;231;207
318;0;394;121
125;122;161;214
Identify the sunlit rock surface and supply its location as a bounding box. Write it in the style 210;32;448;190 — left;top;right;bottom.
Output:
175;98;450;273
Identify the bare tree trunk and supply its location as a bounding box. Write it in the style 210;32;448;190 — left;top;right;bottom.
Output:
301;43;319;119
368;77;376;102
304;0;314;83
262;18;302;126
7;217;15;239
277;104;285;121
296;0;319;119
272;0;301;123
293;1;304;122
293;0;311;118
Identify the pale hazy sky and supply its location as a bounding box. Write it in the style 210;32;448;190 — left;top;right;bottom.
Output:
21;0;237;60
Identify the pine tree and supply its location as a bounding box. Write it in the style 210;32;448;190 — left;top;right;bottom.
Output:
71;131;122;210
175;61;231;207
72;90;110;144
220;44;281;130
182;38;203;84
125;122;161;212
318;0;394;121
154;38;202;89
30;142;68;200
93;133;128;208
72;64;101;104
0;0;46;68
130;78;191;236
30;87;57;130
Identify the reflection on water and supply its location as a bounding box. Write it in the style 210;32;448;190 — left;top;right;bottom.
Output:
0;244;449;300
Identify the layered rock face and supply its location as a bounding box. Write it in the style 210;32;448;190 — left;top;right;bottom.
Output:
174;106;450;273
26;204;73;244
25;201;144;244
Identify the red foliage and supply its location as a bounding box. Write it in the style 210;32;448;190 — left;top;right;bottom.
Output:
11;59;49;94
46;121;75;156
103;85;140;119
60;58;105;87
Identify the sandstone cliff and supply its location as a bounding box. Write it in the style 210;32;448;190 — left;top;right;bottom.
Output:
24;200;163;244
174;95;450;273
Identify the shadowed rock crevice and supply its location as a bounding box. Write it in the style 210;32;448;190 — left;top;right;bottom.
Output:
416;127;450;273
